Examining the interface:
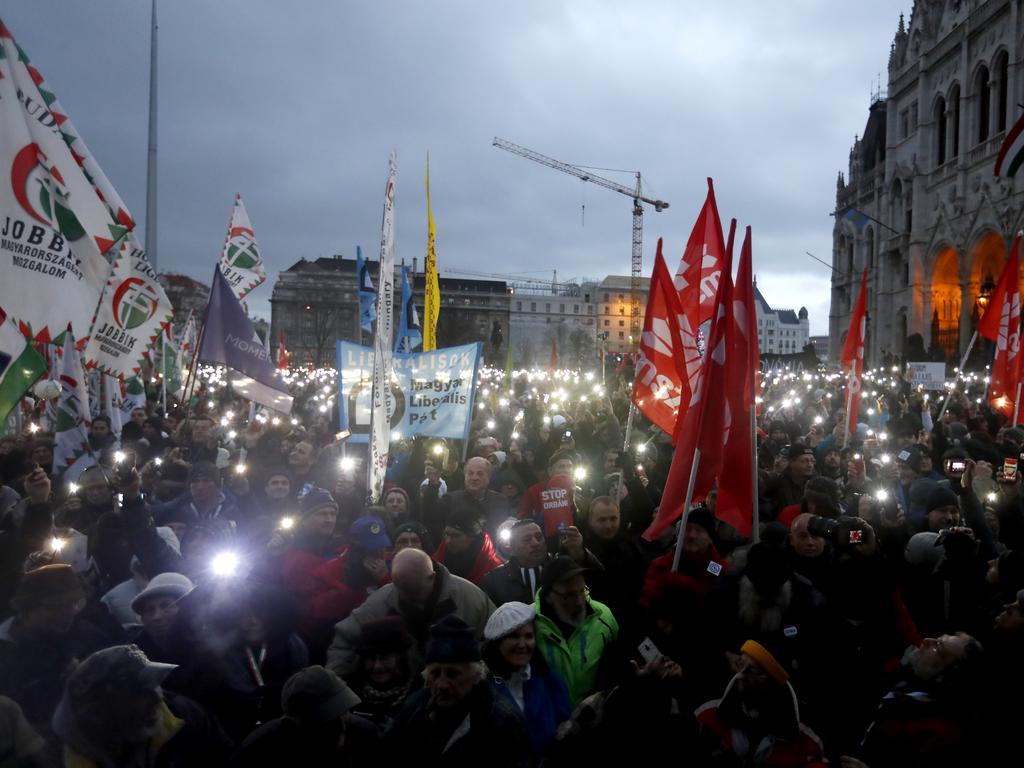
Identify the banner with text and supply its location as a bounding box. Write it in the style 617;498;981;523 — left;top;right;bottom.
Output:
908;361;946;390
336;340;480;443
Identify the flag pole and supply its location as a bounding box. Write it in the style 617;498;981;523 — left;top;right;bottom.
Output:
842;382;854;449
145;0;159;272
750;405;760;543
937;330;978;422
1014;382;1022;427
622;401;636;452
671;447;701;573
160;333;168;417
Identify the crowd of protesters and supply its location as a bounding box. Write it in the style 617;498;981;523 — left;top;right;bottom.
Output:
0;361;1021;766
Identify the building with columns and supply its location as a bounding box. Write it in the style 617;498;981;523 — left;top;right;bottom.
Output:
830;0;1023;365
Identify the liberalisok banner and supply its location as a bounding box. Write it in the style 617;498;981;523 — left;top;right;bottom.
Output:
336;340;480;443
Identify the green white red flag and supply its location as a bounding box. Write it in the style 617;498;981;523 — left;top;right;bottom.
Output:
219;194;266;299
0;306;46;425
83;234;174;379
0;19;134;344
53;331;95;481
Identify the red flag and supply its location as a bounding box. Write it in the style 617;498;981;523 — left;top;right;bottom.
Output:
669;180;726;429
840;269;869;436
632;240;688;436
980;235;1022;420
716;226;758;536
277;331;290;369
645;220;737;541
548;336;559;370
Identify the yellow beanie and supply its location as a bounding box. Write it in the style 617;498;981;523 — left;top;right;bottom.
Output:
740;639;789;686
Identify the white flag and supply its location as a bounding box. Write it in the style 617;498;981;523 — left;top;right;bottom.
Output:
0;20;134;343
53;332;95;481
83;234;174;379
369;154;396;503
218;194;266;299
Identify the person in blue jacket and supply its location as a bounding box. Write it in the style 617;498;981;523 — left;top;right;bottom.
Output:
482;601;571;758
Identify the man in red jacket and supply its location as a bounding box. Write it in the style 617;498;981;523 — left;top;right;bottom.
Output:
433;506;503;586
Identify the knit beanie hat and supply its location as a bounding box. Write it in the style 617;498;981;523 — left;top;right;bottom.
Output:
425;615;480;664
926;486;959;514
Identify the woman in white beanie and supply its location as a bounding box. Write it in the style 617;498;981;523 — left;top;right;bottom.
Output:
482;601;571;758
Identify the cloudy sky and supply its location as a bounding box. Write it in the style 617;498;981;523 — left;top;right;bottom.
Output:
5;0;911;335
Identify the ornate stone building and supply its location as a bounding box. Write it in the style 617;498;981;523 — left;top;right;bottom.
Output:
830;0;1023;364
269;256;511;367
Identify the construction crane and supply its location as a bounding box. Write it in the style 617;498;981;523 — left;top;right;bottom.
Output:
493;137;669;347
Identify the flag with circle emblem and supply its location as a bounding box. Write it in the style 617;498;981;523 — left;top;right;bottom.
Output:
219;194;266;299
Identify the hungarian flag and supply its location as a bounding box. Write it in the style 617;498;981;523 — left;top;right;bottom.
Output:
995;111;1024;178
277;331;290;369
645;221;737;541
0;307;46;425
671;178;726;426
53;331;95;481
978;235;1022;420
715;226;758;536
632;240;688;436
840;269;869;436
219;194;266;299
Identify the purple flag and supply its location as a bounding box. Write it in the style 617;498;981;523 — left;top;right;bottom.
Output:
199;267;293;413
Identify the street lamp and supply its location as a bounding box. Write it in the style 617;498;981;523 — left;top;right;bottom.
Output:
976;274;995;313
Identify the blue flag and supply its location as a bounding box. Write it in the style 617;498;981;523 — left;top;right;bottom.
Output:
199;267;294;413
356;245;377;334
395;266;422;353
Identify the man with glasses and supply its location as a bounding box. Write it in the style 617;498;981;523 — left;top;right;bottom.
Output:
533;556;618;706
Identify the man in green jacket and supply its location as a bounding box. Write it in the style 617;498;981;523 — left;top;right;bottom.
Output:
533;556;619;705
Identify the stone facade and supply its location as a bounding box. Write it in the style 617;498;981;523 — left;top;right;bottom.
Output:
755;284;810;354
830;0;1023;365
269;256;511;367
158;273;210;337
508;281;599;368
597;275;650;354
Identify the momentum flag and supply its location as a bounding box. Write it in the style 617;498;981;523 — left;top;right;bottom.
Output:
356;246;376;335
995;111;1024;178
840;269;869;437
83;234;174;379
978;234;1022;420
369;154;397;503
0;307;46;425
396;266;422;353
423;157;440;351
0;20;134;344
219;194;266;299
633;240;688;436
199;266;293;413
53;331;95;481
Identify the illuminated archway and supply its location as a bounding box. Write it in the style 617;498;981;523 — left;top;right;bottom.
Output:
969;232;1005;320
931;246;960;357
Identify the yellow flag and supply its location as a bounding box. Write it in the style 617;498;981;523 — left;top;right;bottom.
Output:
423;155;441;351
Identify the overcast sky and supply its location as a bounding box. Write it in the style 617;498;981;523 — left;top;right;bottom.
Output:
5;0;911;336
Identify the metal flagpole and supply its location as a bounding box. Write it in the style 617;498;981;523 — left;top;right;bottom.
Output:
622;402;636;452
145;0;159;271
671;448;702;573
160;333;168;417
937;330;978;422
750;405;760;543
1014;382;1022;427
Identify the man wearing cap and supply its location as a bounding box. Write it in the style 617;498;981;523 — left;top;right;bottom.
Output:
421;456;511;546
345;617;417;729
277;488;341;598
480;519;597;607
51;644;232;767
388;615;532;767
695;639;826;766
229;666;378;767
327;548;495;680
127;572;195;664
533;555;619;706
642;507;731;604
763;445;816;520
300;515;392;661
432;505;503;586
0;564;111;736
